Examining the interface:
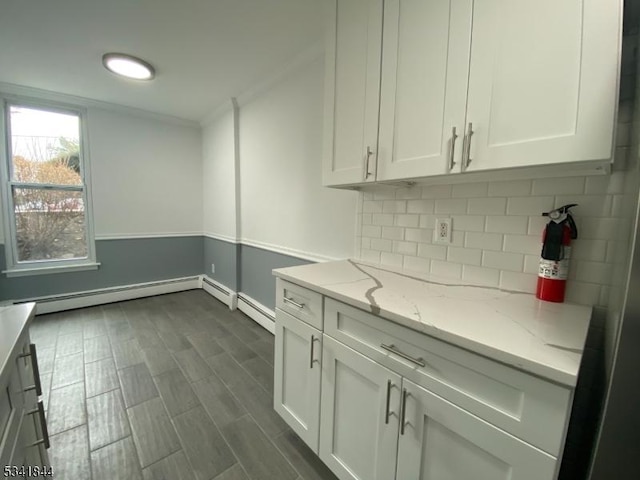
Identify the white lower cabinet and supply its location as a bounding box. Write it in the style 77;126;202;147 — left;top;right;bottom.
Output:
319;335;401;480
274;309;323;452
397;378;556;480
273;290;569;480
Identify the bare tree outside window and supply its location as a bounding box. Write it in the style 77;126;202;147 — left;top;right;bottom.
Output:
8;106;88;262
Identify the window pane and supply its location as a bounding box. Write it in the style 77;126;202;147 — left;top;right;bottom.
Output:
12;187;87;262
9;106;82;185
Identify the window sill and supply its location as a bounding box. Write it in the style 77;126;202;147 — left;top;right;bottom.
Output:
3;262;101;278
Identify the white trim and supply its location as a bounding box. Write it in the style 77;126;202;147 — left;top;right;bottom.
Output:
14;276;200;314
203;232;240;244
240;238;337;263
237;293;275;335
0;82;199;128
200;98;234;128
201;275;238;310
4;262;100;277
95;232;203;240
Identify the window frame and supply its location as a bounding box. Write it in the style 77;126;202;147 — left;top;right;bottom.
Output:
0;94;98;277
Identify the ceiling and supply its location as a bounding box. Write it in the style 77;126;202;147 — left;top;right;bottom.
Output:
0;0;325;122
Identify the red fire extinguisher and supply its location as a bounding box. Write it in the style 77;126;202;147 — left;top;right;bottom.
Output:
536;204;578;303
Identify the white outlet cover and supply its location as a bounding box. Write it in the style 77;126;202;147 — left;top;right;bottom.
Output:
434;218;452;244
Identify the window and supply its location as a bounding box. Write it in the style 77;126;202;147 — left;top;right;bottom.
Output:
0;97;97;276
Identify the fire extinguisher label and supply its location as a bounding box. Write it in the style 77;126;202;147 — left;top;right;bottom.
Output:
539;247;571;280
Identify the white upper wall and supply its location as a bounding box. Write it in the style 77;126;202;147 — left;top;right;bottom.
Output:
88;108;202;237
238;56;358;260
202;108;237;240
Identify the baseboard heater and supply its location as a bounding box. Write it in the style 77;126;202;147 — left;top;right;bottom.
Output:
237;294;275;322
14;276;201;314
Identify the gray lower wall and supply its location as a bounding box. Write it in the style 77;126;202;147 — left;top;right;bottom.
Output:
0;236;204;302
239;244;311;310
203;236;240;291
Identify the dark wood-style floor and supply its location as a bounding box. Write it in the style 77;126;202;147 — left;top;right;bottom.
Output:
30;290;338;480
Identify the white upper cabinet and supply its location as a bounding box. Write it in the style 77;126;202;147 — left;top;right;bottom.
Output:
463;0;620;172
323;0;383;186
377;0;470;180
323;0;621;186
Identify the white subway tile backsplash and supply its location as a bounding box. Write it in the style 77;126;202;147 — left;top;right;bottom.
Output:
506;196;554;215
357;163;629;308
447;247;482;265
362;225;382;238
488;180;532;197
431;260;462;279
407;199;435;214
523;255;540;274
555;195;612;217
571;239;607;262
405;228;433;243
371;238;393;252
435;198;468;214
395;214;420;228
394;241;418;256
499;271;537;294
451;215;485;232
363;200;383;213
462;265;500;287
372;213;395;226
380;252;403;268
465;232;503;251
485;216;528;234
531;177;585;195
503;234;541;255
383;200;407;213
403;256;431;274
452;182;488;198
482;251;524;272
422;184;452;198
382;226;405;240
467;197;507;215
418;243;447;260
575;261;613;284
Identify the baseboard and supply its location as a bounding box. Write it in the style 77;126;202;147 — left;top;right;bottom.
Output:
18;276;201;314
238;293;275;335
201;275;238;310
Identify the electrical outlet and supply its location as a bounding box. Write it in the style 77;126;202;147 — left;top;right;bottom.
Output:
434;218;452;244
211;263;215;274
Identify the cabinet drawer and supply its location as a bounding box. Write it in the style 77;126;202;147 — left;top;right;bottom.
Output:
324;298;571;456
276;279;323;330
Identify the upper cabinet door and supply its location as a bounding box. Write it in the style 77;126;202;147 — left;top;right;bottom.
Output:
377;0;471;180
323;0;383;186
463;0;620;172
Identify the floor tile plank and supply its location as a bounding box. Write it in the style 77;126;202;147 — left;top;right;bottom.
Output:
173;348;213;382
87;389;131;450
85;357;119;398
112;339;144;370
119;363;159;408
142;451;195;480
128;397;181;467
47;382;86;435
84;335;112;364
154;369;200;417
49;425;92;480
91;436;142;480
192;374;246;428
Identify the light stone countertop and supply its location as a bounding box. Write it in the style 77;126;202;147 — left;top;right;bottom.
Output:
0;303;36;385
273;260;592;387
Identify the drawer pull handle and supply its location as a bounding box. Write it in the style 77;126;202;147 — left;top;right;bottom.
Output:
283;297;305;309
19;344;42;396
462;122;474;169
381;344;426;367
448;126;458;171
29;401;50;449
385;380;392;425
400;388;409;435
310;335;316;369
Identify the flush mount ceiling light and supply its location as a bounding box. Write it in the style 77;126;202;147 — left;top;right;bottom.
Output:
102;53;155;80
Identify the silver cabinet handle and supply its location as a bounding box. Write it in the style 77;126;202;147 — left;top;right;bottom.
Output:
364;146;374;180
380;343;426;367
449;126;458;171
400;388;408;435
385;380;392;425
28;401;50;449
283;297;305;309
19;343;42;396
309;335;316;369
462;122;474;169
